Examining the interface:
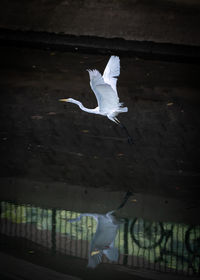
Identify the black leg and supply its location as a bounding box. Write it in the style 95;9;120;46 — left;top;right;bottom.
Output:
117;191;133;210
119;123;134;144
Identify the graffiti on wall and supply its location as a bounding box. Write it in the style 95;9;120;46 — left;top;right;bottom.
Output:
0;201;199;274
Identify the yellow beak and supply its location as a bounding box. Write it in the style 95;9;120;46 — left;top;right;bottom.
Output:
59;99;68;102
91;250;100;256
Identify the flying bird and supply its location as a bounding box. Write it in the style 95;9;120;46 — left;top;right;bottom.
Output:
59;56;133;143
67;191;132;268
68;210;120;268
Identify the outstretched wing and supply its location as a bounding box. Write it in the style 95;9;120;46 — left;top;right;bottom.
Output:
68;213;99;223
103;247;119;262
103;56;120;94
87;69;119;114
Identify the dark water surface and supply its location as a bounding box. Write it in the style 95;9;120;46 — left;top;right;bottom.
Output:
0;197;200;279
0;46;200;279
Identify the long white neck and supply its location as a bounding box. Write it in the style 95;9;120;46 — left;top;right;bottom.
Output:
69;99;99;114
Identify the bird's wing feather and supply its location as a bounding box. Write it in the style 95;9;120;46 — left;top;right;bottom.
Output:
95;84;119;113
87;69;105;88
103;56;120;93
87;69;119;113
103;247;119;262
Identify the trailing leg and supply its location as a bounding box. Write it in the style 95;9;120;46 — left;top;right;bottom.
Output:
119;122;134;144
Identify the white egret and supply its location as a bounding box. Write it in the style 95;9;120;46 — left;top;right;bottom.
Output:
68;210;120;268
59;56;133;144
67;191;132;268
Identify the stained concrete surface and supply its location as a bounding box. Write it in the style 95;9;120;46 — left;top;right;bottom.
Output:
0;46;199;202
0;0;200;46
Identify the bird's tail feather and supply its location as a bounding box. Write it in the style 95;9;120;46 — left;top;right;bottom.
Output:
118;106;128;113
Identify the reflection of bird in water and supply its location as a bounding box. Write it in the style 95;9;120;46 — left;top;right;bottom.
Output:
59;56;133;144
68;191;132;268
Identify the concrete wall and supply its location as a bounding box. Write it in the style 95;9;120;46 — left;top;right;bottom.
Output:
0;0;200;46
0;47;199;202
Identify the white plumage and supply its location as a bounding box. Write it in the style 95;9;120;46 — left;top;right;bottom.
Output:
67;211;120;268
67;191;132;268
59;56;128;124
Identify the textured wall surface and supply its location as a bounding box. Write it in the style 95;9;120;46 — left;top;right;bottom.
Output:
0;47;199;201
0;0;200;46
